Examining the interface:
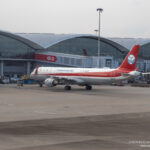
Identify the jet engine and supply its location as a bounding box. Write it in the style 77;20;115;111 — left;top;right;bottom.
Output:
44;78;58;87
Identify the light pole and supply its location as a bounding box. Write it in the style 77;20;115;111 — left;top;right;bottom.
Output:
97;8;103;68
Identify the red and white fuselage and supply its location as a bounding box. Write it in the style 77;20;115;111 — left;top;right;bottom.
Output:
31;67;134;84
30;45;141;89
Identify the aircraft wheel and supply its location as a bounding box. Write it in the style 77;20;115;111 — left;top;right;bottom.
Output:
86;85;92;90
65;85;71;90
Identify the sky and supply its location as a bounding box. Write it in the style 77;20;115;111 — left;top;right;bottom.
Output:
0;0;150;38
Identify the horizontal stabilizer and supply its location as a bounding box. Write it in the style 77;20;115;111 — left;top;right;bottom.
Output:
121;73;130;77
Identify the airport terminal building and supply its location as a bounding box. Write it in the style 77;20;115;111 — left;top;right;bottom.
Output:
34;35;128;69
0;31;43;77
0;30;150;78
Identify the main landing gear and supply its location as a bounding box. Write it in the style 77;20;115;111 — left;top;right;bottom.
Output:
85;85;92;90
64;85;92;91
64;85;71;90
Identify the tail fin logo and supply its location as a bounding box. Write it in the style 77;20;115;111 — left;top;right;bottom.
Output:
128;54;135;65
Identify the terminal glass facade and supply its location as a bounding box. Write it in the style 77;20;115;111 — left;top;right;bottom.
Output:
139;43;150;60
47;37;126;59
0;35;35;59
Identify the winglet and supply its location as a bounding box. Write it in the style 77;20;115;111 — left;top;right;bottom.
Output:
119;45;140;71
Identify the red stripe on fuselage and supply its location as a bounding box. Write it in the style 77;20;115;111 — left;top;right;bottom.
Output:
38;69;129;77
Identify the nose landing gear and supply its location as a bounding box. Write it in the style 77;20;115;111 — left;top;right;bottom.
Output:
39;82;43;87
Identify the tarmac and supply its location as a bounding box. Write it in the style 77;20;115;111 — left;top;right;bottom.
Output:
0;84;150;150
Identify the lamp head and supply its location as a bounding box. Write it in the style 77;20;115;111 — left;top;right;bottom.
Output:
97;8;103;12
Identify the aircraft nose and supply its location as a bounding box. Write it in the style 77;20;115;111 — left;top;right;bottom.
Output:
30;72;34;79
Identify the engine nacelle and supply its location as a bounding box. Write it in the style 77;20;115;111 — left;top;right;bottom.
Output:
44;78;58;87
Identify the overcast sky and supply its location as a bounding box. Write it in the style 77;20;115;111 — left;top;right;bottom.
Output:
0;0;149;37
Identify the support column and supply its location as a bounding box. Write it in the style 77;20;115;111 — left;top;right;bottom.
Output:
0;60;4;77
27;61;31;77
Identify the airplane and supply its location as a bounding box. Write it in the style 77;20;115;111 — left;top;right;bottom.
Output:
30;45;146;90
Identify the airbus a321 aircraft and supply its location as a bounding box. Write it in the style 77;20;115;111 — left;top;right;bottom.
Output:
30;45;144;90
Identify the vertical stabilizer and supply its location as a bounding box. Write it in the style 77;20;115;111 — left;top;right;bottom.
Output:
119;45;140;71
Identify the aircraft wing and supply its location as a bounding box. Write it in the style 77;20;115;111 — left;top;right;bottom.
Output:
52;76;85;85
